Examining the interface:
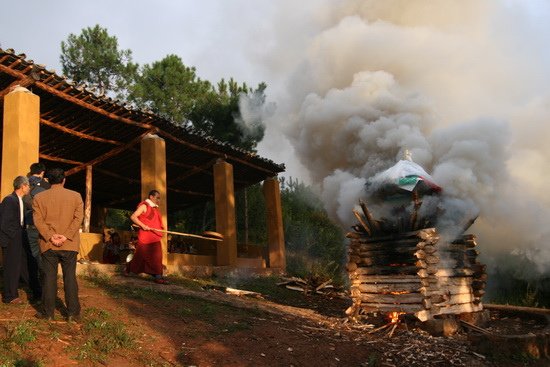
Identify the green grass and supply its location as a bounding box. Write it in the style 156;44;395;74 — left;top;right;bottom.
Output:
0;320;43;367
71;307;134;363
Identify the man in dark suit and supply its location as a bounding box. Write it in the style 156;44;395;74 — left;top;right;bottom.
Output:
0;176;41;304
33;168;83;321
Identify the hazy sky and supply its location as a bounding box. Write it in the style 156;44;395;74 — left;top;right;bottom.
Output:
2;1;550;274
0;1;275;86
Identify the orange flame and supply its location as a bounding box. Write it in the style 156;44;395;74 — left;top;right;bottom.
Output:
388;290;409;295
388;311;404;323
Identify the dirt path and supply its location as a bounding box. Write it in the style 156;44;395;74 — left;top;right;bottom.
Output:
0;274;547;366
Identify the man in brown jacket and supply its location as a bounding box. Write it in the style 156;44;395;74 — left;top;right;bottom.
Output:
33;168;83;321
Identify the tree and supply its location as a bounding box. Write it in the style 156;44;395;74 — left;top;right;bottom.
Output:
129;55;266;151
128;54;213;125
60;25;137;98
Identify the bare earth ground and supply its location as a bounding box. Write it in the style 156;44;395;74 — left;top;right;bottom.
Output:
0;271;548;367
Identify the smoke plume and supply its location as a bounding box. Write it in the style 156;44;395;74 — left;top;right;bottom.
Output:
255;0;550;276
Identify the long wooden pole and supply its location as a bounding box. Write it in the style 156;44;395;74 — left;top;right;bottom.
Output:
131;224;223;242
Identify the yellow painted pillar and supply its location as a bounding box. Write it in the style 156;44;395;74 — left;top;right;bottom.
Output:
213;159;237;266
263;177;286;270
140;134;168;265
1;86;40;200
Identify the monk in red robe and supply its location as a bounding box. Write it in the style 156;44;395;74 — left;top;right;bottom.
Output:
126;190;168;284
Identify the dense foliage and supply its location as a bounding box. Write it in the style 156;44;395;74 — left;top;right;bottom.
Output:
60;25;137;99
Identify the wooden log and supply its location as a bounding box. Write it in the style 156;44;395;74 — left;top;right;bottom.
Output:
359;303;424;313
358;258;375;266
358;247;419;256
421;284;475;297
353;209;372;236
415;245;437;255
359;199;381;233
356;229;434;244
357;283;422;293
415;260;428;269
471;280;486;290
432;302;483;316
474;273;488;282
354;266;419;275
435;268;474;277
353;275;421;284
431;276;473;287
432;292;476;306
417;267;438;278
415;309;433;322
345;231;362;239
354;238;420;248
358;255;417;267
417;228;439;241
360;292;424;304
351;225;366;234
471;264;487;274
346;262;358;272
473;289;486;297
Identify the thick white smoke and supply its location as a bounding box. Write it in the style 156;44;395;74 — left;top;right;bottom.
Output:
251;0;550;275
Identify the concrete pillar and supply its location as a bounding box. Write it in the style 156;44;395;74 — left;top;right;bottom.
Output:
263;177;286;269
1;86;40;200
140;134;168;265
213;159;237;266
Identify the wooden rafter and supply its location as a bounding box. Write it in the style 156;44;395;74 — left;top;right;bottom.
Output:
65;130;156;176
94;167;140;184
168;158;218;185
168;187;212;197
39;153;82;166
156;130;275;175
0;75;38;99
40;117;122;145
34;80;156;130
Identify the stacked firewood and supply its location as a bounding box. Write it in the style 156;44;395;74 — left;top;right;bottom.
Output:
346;201;487;322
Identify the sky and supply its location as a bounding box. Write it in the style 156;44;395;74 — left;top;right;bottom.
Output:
2;0;550;276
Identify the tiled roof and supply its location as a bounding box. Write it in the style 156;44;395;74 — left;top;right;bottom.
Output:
0;48;285;210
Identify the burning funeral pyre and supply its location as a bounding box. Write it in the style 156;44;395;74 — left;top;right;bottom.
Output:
345;153;487;325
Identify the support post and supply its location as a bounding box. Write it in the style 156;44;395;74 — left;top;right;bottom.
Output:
263;177;286;270
213;159;237;266
140;134;168;265
83;165;92;233
1;86;40;200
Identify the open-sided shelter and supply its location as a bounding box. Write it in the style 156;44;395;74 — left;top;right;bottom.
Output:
0;48;286;271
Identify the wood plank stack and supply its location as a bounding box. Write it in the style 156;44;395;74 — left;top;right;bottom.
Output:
346;201;487;322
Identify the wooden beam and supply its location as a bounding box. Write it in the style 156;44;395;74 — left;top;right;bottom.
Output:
0;75;38;99
168;158;218;185
0;63;23;78
94;167;140;184
39;153;83;166
156;130;277;175
40;117;122;145
168;187;212;197
65;130;156;176
33;80;156;130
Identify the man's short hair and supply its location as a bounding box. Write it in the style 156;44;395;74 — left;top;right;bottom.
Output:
148;189;160;198
46;168;65;185
29;162;46;175
13;175;29;190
